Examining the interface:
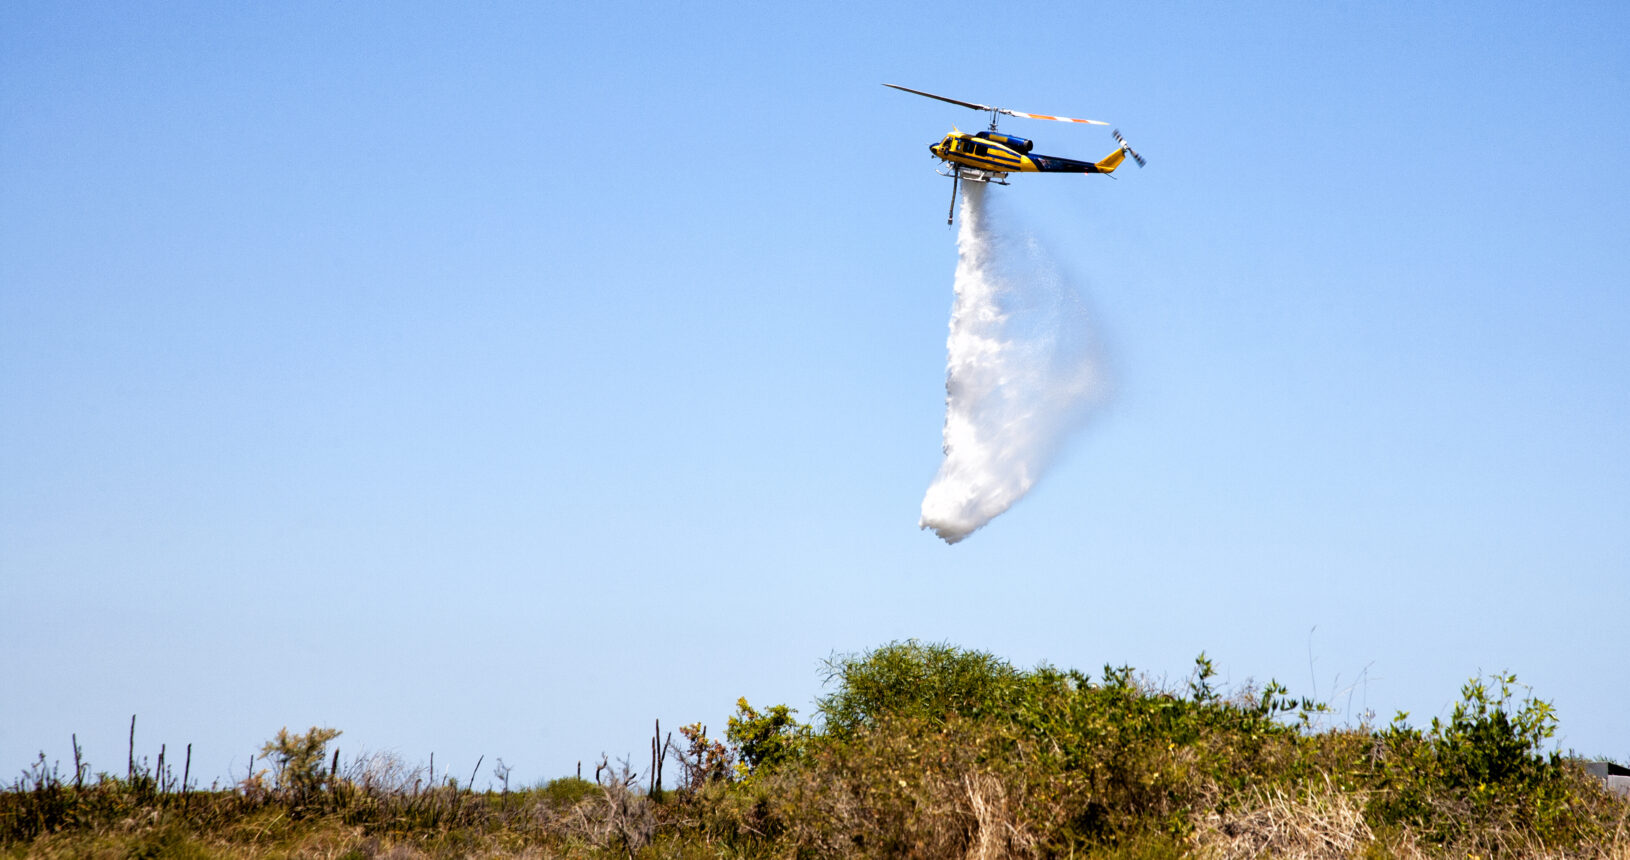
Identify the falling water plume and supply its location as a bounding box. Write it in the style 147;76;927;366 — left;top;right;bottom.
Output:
920;182;1106;544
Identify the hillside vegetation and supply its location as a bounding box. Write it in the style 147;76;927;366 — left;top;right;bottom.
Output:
5;642;1626;858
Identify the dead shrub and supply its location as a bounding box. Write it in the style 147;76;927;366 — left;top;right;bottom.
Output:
563;758;654;859
1193;777;1372;860
963;771;1035;860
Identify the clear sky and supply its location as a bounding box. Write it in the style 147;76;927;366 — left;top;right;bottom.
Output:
4;1;1627;788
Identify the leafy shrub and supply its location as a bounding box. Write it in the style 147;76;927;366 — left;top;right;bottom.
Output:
1364;672;1605;853
726;697;808;776
1431;673;1557;794
816;640;1025;736
259;725;341;804
744;643;1326;855
537;775;598;808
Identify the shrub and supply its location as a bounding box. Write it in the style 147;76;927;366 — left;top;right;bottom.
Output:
775;644;1325;855
565;760;654;859
672;723;733;789
259;725;341;804
537;775;598;808
1364;672;1601;852
1431;673;1557;795
816;640;1026;737
726;698;807;776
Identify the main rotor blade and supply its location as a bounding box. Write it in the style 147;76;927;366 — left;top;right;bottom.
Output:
998;108;1108;126
885;84;1110;127
882;83;995;113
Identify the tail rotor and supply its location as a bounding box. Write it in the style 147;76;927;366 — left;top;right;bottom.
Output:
1112;129;1146;168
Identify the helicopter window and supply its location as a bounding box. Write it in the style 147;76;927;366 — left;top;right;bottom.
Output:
975;144;989;156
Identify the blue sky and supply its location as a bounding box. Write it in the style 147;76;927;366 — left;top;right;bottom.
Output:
3;1;1627;787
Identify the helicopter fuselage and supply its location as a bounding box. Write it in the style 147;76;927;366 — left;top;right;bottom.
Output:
884;83;1143;223
930;129;1124;180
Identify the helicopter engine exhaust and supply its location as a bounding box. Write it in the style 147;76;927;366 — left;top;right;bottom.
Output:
920;182;1106;544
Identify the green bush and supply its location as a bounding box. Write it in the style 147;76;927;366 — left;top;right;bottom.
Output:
718;644;1629;858
726;698;808;776
744;643;1324;855
816;640;1025;736
537;775;598;808
1364;672;1605;852
1432;673;1558;794
259;725;341;804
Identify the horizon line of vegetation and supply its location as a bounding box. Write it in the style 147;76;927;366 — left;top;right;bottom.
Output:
4;641;1626;858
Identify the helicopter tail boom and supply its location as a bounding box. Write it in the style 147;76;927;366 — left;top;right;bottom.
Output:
1025;130;1144;175
1026;151;1118;174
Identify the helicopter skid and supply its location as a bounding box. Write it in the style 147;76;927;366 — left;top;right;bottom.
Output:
937;164;1009;185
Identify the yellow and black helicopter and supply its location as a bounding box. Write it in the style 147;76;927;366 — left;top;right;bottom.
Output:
884;83;1144;223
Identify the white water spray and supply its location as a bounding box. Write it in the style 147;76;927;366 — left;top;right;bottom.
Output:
920;182;1106;544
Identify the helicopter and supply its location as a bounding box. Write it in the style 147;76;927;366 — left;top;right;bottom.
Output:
884;83;1145;223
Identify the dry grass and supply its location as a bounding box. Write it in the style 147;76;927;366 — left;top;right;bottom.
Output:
1193;777;1374;860
1191;776;1630;860
963;772;1034;860
560;763;656;859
